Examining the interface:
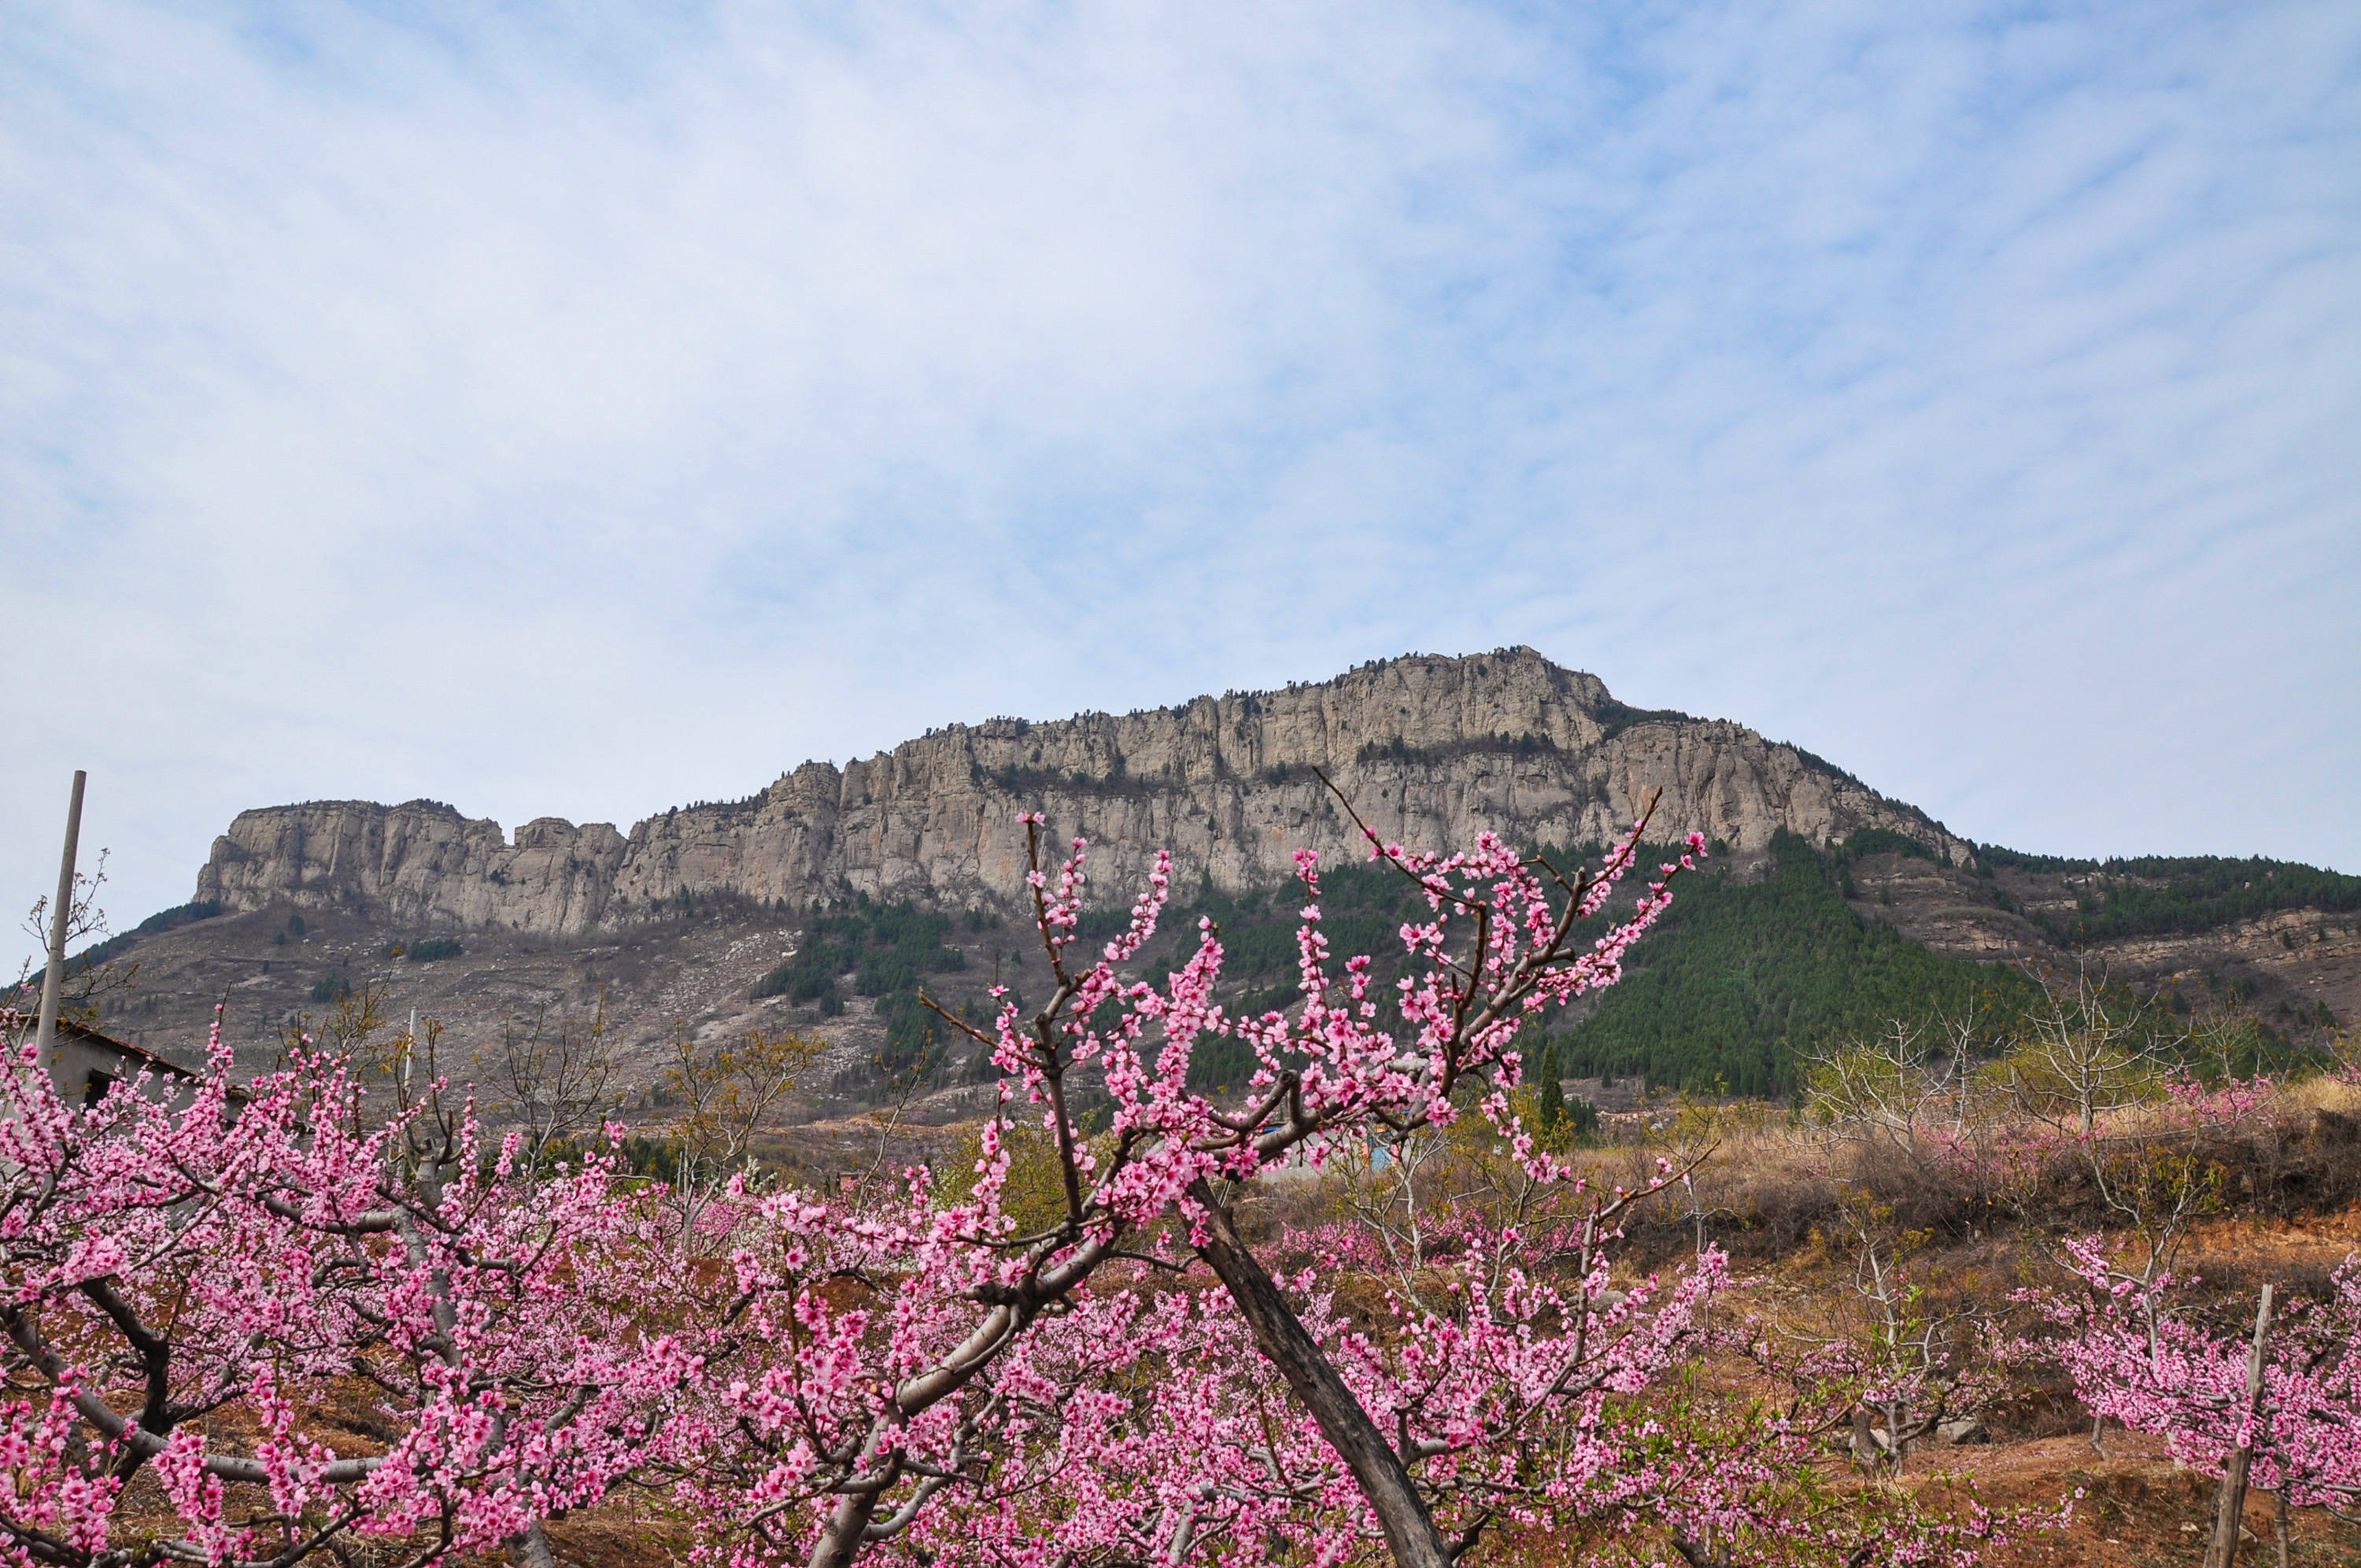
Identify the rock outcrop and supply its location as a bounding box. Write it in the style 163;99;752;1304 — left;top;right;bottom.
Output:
195;648;1970;935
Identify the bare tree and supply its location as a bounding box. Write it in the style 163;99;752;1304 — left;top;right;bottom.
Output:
485;990;626;1169
652;1021;819;1244
661;1021;815;1169
1770;1190;2001;1474
1995;969;2222;1454
1801;1002;2011;1171
2005;963;2173;1138
283;979;392;1072
14;850;139;1024
1801;1018;1945;1164
1340;1121;1465;1312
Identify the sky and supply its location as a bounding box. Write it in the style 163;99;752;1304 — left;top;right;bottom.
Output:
5;0;2358;972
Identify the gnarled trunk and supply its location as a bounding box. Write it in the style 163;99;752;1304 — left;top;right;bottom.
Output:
1186;1179;1454;1568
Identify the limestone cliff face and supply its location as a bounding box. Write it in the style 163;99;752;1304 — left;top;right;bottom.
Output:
195;649;1970;935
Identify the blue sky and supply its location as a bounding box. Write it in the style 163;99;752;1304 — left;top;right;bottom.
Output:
5;0;2358;970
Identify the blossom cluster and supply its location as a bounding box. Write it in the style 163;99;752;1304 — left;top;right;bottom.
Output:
0;1010;689;1567
2045;1235;2361;1518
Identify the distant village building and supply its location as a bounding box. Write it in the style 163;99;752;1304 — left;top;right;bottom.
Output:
44;1017;198;1109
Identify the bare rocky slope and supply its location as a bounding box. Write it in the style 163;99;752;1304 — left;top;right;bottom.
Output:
194;648;1968;935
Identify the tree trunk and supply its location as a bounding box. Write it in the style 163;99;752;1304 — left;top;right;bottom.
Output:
2208;1444;2255;1568
2205;1284;2274;1568
807;1496;880;1568
1186;1179;1454;1568
508;1522;558;1568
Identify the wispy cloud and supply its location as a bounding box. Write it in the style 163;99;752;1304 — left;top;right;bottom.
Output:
5;0;2357;962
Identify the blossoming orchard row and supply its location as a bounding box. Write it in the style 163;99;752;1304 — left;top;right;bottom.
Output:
0;804;2284;1568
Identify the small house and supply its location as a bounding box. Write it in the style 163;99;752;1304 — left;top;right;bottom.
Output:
46;1018;198;1109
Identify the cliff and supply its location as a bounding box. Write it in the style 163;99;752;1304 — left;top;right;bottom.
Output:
194;648;1969;935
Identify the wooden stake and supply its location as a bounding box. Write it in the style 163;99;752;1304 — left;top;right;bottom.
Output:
32;770;87;1082
2205;1283;2274;1568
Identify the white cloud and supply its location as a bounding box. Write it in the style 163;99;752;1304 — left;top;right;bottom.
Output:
3;0;2357;971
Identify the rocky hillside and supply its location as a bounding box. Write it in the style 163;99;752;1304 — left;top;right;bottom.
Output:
57;647;2359;1108
194;648;1966;935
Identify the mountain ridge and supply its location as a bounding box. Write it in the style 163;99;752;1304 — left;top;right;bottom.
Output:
39;651;2357;1106
193;647;1971;934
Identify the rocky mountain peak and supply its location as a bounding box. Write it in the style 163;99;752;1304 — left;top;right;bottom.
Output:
195;650;1965;935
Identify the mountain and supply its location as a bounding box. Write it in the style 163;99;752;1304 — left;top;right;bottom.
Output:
55;650;2361;1109
191;648;1968;934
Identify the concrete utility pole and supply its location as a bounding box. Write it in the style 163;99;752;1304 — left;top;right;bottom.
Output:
33;769;88;1082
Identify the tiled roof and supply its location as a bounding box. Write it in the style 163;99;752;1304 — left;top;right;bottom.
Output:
52;1017;198;1079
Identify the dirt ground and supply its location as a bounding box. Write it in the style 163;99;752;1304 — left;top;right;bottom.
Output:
1923;1428;2357;1567
497;1432;2345;1567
